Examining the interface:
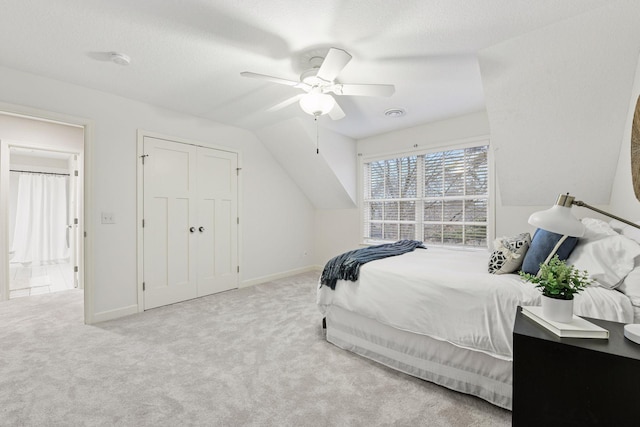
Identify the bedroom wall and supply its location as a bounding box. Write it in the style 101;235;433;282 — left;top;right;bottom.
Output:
314;111;491;265
479;0;640;238
478;0;640;209
0;65;316;321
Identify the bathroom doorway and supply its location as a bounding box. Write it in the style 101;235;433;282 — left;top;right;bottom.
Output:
8;148;80;297
1;112;85;301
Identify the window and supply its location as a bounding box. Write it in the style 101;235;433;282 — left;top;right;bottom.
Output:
363;144;488;247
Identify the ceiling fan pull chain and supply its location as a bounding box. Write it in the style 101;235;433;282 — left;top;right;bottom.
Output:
315;115;319;154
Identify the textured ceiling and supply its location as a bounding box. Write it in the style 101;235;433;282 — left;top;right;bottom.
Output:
0;0;612;139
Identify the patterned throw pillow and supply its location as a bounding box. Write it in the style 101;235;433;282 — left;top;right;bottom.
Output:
488;232;532;274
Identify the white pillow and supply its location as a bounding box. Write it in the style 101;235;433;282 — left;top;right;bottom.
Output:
567;234;640;289
609;219;626;233
619;264;640;307
609;219;640;245
581;217;618;241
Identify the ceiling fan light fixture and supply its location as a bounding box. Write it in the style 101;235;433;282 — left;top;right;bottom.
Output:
299;92;335;116
241;47;394;121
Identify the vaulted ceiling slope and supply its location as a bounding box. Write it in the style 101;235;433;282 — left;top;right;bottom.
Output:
256;118;357;209
0;0;613;140
479;0;640;205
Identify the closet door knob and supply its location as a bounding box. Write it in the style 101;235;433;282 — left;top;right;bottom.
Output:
189;227;195;233
199;227;205;232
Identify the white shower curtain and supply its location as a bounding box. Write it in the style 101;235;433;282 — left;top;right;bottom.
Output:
11;173;69;264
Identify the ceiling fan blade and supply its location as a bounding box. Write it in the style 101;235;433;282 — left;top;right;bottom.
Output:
266;94;304;112
240;71;299;87
317;48;352;82
328;101;346;121
331;83;395;97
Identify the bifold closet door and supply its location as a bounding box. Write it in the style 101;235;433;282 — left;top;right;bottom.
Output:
142;136;239;310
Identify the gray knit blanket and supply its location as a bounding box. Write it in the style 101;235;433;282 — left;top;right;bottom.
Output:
320;240;426;290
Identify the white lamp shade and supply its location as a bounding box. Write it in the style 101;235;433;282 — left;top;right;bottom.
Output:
528;205;585;237
299;93;335;116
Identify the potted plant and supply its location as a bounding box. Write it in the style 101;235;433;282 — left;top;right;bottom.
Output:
519;255;592;322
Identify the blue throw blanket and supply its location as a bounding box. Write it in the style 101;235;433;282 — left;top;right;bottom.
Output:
320;240;426;290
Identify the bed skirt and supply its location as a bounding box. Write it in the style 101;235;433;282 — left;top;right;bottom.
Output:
325;306;513;410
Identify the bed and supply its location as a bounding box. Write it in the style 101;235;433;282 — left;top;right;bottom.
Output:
317;218;640;410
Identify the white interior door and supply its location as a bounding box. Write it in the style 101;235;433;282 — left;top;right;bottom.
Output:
143;137;197;310
196;147;238;296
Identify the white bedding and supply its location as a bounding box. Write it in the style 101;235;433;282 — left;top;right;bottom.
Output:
318;247;633;361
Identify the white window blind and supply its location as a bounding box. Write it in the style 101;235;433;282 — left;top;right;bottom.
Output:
363;145;488;247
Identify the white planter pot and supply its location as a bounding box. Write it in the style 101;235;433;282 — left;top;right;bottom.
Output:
542;295;574;323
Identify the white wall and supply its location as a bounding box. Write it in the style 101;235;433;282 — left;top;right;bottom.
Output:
479;1;640;237
314;111;491;264
315;208;361;266
479;0;640;207
0;65;316;321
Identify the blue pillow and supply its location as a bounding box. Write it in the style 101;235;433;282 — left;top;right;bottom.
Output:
520;229;579;275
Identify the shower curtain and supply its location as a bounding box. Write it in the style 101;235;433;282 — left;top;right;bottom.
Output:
11;173;69;264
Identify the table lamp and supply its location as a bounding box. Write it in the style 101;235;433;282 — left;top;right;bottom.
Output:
528;193;640;343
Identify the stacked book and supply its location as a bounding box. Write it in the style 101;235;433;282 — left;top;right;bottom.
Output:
520;306;609;339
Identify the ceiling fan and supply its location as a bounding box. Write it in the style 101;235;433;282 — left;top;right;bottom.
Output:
240;47;395;120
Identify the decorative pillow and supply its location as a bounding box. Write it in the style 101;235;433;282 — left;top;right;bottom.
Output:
520;229;579;275
567;234;640;289
488;232;531;274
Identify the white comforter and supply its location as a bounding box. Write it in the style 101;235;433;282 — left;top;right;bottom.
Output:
317;247;633;361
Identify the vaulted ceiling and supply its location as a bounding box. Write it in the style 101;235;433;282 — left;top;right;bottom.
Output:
0;0;613;139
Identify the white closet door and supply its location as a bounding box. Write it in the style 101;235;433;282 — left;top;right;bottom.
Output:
196;147;238;296
143;137;197;310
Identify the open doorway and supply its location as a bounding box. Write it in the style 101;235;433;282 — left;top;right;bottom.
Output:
8;147;80;298
1;112;85;304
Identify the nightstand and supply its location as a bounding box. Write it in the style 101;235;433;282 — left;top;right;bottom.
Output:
512;306;640;426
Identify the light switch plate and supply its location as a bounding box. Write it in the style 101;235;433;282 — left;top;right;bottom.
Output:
101;212;115;224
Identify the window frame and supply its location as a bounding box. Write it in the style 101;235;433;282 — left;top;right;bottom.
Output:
358;136;494;249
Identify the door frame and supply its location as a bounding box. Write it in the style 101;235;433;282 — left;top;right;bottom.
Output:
136;129;243;312
0;102;94;324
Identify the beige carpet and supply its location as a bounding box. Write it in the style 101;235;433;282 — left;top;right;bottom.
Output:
0;272;511;426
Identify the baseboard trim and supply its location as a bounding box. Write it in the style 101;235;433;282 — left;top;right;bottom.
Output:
91;304;139;324
241;265;322;288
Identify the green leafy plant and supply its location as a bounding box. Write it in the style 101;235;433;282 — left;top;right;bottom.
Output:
519;255;592;300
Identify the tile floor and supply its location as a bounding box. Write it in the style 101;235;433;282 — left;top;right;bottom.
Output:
9;260;75;298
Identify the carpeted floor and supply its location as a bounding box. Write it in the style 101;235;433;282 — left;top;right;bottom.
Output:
0;272;511;426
